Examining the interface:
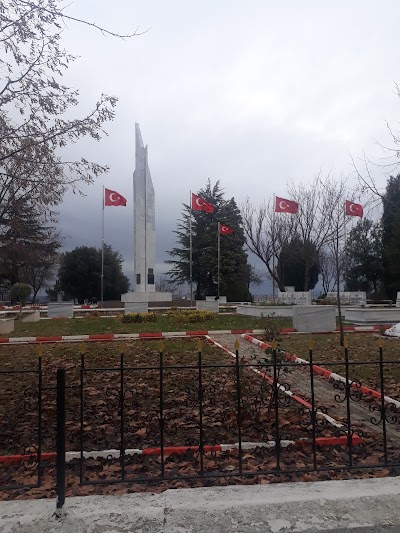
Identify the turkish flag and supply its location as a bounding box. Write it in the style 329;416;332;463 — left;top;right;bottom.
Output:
345;200;363;218
191;193;214;213
104;188;127;206
219;224;233;235
275;196;298;214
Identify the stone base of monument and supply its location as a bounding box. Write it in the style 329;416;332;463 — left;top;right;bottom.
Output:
124;302;149;314
48;302;74;318
293;305;336;332
206;296;227;303
121;292;172;303
21;310;40;323
0;318;14;334
196;301;219;313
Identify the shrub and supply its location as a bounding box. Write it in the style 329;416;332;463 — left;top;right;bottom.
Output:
122;312;157;323
10;283;31;306
167;310;215;323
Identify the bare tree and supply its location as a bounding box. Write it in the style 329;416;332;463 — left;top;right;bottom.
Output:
0;0;142;217
241;197;297;291
319;247;337;294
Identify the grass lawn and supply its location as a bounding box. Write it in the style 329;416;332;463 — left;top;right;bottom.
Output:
3;314;292;338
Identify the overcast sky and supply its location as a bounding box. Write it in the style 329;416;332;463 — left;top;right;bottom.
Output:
57;0;400;294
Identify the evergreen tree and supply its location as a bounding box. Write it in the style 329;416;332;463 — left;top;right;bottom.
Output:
346;219;383;295
167;181;252;301
277;235;320;291
382;175;400;300
0;195;60;300
58;244;129;303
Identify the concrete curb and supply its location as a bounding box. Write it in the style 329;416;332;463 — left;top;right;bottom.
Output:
1;477;400;532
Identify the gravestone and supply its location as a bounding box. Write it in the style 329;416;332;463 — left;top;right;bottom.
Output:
196;301;219;313
124;302;148;314
293;305;336;332
47;302;74;318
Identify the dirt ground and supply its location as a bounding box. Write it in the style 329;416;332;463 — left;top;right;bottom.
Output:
0;337;397;500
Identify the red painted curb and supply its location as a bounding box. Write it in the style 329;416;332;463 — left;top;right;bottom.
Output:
88;334;115;340
0;435;365;465
138;332;164;338
0;338;9;343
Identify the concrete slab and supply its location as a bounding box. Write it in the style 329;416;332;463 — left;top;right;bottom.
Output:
21;310;40;323
0;318;14;334
2;477;400;532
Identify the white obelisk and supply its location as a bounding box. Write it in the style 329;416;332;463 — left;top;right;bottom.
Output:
133;123;155;293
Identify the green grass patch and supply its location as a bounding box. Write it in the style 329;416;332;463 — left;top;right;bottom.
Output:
4;315;293;338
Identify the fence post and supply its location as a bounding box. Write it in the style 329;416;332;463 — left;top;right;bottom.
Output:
55;368;66;516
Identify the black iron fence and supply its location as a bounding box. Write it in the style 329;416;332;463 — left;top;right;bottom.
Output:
1;339;400;512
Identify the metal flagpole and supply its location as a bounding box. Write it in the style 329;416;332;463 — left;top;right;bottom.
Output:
272;194;276;303
101;186;105;309
344;203;348;291
217;222;220;300
189;190;193;307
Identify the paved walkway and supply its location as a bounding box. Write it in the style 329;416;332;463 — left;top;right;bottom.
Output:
209;333;400;445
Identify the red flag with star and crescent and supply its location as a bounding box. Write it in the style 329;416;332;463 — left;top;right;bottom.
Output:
219;224;233;235
275;196;298;214
191;193;214;213
104;188;127;207
345;200;363;218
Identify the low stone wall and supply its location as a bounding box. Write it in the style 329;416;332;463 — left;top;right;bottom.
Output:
345;308;400;324
21;310;40;323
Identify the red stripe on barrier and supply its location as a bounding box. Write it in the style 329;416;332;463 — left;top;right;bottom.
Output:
142;444;222;456
230;329;253;334
88;334;115;340
138;332;164;338
0;338;9;343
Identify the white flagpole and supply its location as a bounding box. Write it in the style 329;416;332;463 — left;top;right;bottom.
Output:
217;222;220;300
272;194;276;303
189;190;193;306
101;186;105;308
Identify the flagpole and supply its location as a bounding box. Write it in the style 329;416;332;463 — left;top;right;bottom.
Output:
217;222;220;300
101;186;105;309
189;190;193;307
344;203;348;291
272;194;276;303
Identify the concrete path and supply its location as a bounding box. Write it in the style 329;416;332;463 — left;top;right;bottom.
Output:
209;333;400;444
1;477;400;532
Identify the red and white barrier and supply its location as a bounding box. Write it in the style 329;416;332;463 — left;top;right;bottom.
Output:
0;435;365;465
241;333;400;409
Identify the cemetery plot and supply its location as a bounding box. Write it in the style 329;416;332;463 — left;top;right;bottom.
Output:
0;338;394;499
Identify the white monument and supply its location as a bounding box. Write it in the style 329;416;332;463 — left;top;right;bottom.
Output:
121;124;172;306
